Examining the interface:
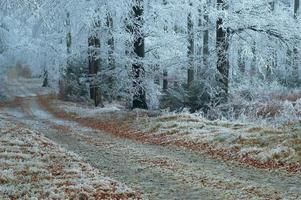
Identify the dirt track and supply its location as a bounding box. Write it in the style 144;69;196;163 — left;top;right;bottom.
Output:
1;78;301;199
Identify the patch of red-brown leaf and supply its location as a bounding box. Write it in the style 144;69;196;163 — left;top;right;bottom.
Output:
37;95;301;174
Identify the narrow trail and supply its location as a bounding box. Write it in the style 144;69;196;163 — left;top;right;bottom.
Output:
1;78;301;199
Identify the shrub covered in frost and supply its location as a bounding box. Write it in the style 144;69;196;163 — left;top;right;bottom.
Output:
59;58;89;102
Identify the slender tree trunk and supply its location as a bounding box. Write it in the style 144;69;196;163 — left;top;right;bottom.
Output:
196;1;202;77
266;1;276;82
216;0;229;103
249;41;258;85
107;12;115;101
163;0;168;32
163;70;168;91
293;0;300;86
203;1;209;69
251;41;257;75
88;19;103;107
187;1;194;88
42;67;48;87
132;0;148;109
162;0;168;91
57;11;72;88
266;61;273;83
107;13;115;69
66;12;72;63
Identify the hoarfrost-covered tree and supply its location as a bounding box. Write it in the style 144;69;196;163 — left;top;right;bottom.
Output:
216;0;229;103
131;0;148;109
1;0;301;113
293;0;300;85
88;10;103;107
187;1;194;89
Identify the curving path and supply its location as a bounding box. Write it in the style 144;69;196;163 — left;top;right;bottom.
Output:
1;78;301;199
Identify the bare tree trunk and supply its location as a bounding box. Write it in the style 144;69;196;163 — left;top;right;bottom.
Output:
266;1;276;82
196;1;202;77
42;68;48;87
249;42;258;85
216;0;229;103
66;12;72;63
56;11;72;88
88;19;103;107
132;0;148;109
107;12;115;99
293;0;300;86
107;14;115;63
203;1;209;69
238;47;245;74
162;0;168;92
163;70;168;91
251;41;257;76
187;1;194;88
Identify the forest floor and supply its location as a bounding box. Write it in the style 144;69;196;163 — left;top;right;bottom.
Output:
1;77;301;199
44;97;301;173
0;118;138;200
0;78;139;200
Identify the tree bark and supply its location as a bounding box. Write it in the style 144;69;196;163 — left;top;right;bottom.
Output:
42;68;48;87
107;13;115;69
163;70;168;91
266;1;276;82
187;1;194;88
293;0;300;86
216;0;229;103
132;0;148;109
162;0;168;91
66;12;72;61
107;12;115;101
88;19;103;107
250;41;257;84
203;2;209;69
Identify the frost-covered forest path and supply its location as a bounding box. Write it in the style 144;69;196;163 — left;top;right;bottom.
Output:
1;78;301;199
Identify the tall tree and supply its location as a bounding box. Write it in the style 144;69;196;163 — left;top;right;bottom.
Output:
43;30;50;87
196;1;202;77
106;11;115;100
162;0;168;92
132;0;148;109
266;1;276;82
216;0;229;103
88;14;103;107
42;67;49;87
293;0;300;85
187;1;194;88
66;12;72;58
203;0;209;70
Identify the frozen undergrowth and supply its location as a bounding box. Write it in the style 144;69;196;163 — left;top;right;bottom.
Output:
0;119;138;200
135;112;301;164
224;84;301;126
53;98;301;167
57;100;123;118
